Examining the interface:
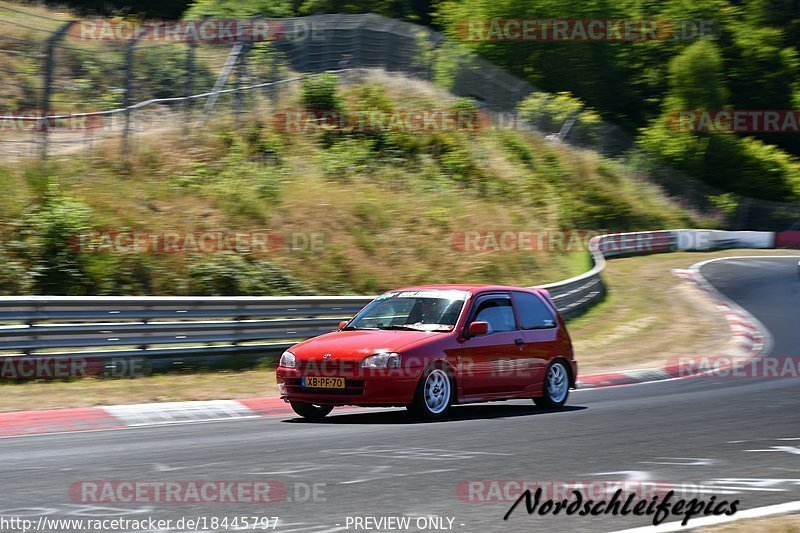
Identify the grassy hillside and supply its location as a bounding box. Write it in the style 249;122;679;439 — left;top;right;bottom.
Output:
5;0;800;208
0;70;699;296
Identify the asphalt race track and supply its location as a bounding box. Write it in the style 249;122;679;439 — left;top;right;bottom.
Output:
2;256;799;533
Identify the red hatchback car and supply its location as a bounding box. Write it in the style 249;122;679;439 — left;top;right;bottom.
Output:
276;285;577;420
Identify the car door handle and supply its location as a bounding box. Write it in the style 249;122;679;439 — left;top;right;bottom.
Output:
514;338;525;346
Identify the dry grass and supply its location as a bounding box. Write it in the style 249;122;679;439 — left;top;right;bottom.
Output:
570;248;799;372
0;2;72;38
1;70;693;295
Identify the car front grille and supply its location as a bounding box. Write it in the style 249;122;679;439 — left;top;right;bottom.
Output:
294;359;358;374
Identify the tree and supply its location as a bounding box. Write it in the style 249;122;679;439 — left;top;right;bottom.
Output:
185;0;293;18
665;39;728;111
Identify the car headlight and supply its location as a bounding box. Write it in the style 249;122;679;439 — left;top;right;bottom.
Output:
361;352;401;369
279;350;296;368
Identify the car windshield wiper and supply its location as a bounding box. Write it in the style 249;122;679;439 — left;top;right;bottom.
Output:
377;324;452;332
342;325;377;331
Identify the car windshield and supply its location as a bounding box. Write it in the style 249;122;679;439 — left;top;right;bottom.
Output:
346;290;468;332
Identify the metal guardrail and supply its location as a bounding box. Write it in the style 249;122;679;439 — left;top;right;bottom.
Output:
0;230;684;372
0;296;372;372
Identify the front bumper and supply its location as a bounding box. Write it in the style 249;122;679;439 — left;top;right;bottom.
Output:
276;366;421;407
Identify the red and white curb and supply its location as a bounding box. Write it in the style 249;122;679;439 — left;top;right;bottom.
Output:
576;258;772;389
0;407;124;437
0;398;291;438
103;399;260;426
0;396;367;438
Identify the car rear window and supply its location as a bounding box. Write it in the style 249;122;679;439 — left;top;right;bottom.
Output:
513;291;556;329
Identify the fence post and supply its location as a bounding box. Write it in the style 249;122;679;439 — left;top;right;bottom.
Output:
122;39;134;158
235;42;251;128
184;40;196;139
123;25;154;159
200;42;244;125
41;20;78;160
268;51;279;109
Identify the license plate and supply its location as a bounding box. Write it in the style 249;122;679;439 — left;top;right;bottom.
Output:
302;376;345;389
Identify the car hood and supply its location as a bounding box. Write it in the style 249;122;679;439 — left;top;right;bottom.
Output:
290;329;440;362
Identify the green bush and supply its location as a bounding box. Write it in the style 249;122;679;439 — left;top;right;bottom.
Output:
19;184;95;295
0;245;33;295
708;193;739;217
499;131;536;167
517;92;605;147
249;43;291;83
135;46;215;98
431;135;480;189
185;0;293;18
187;255;312;295
664;40;728;111
208;136;287;220
83;255;185;296
638;121;800;201
301;73;342;112
319;138;374;181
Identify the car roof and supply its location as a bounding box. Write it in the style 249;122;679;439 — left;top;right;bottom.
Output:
391;284;539;294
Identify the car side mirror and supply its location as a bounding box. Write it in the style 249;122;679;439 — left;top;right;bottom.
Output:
467;321;489;337
338;320;349;330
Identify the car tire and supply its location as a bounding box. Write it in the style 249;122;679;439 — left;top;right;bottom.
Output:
290;401;334;420
407;366;454;420
534;360;570;409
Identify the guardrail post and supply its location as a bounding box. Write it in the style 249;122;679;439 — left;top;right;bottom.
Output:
26;300;39;358
233;314;245;346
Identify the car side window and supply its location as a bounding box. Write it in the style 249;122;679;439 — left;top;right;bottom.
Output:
513;291;556;329
471;296;516;334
